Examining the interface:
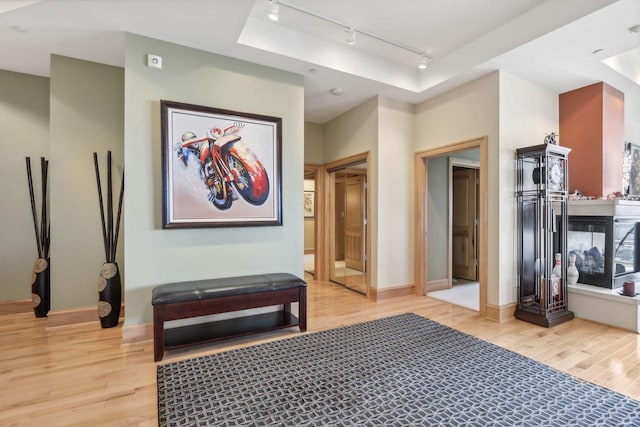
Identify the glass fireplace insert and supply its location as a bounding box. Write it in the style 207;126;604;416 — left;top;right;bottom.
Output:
561;215;640;289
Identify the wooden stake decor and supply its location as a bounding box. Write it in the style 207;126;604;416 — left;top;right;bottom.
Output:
93;151;124;328
25;157;50;318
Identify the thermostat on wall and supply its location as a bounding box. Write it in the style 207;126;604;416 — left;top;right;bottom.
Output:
147;54;162;69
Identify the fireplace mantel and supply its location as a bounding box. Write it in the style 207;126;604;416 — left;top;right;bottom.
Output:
568;284;640;333
568;199;640;217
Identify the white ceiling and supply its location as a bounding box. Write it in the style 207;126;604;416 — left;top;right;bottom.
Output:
0;0;638;124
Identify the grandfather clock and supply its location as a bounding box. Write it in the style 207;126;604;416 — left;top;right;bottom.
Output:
515;143;574;327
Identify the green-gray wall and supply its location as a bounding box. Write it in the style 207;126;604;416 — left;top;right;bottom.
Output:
304;122;324;164
123;34;304;325
0;70;49;302
49;55;124;310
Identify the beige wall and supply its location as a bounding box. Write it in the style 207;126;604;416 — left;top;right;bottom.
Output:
498;70;558;305
49;55;124;310
0;70;50;302
416;72;500;304
323;97;379;288
123;34;304;325
377;97;415;288
304;122;324;164
416;71;558;306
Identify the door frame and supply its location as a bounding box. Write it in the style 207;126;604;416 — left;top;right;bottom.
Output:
323;152;371;297
414;137;488;317
304;164;324;281
449;157;480;287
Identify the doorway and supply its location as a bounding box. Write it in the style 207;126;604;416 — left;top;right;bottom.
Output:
429;157;480;310
451;157;480;295
304;164;323;282
325;153;370;296
414;138;487;316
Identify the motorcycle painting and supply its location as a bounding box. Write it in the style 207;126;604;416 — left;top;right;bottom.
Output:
161;100;282;228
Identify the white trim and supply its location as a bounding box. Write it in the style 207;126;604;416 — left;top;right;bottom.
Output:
449;157;480;169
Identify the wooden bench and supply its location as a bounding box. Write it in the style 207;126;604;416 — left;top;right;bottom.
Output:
152;273;307;361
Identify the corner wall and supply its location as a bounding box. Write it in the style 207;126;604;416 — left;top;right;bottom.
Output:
123;34;304;325
499;70;559;305
49;55;124;310
304;122;324;164
416;72;500;303
323;97;379;288
377;97;415;289
0;70;49;302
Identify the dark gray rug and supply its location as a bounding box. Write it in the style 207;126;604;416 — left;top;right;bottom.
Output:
157;313;640;426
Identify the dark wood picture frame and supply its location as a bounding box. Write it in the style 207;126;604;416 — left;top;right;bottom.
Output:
161;100;282;228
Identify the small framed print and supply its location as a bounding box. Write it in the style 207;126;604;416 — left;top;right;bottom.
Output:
304;191;315;218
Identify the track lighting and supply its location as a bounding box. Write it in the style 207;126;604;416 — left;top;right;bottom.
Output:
268;1;432;69
345;28;356;46
268;0;279;22
418;53;428;70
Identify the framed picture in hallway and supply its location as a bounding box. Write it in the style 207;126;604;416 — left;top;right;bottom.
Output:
304;191;315;217
161;100;282;228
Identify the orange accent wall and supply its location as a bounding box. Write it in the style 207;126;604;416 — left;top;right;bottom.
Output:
559;82;624;197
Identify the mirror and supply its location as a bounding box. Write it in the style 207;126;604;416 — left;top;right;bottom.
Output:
330;161;367;294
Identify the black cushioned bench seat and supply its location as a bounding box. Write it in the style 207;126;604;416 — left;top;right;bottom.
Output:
152;273;307;361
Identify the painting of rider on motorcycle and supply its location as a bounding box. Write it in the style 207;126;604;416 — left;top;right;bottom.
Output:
175;123;270;211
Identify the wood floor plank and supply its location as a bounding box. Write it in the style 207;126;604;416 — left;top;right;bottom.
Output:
1;279;638;425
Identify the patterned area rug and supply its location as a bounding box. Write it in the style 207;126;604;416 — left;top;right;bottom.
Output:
157;313;640;426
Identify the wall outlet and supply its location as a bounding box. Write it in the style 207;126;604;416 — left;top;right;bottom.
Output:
147;54;162;69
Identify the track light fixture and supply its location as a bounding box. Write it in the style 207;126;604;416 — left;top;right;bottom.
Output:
268;0;431;69
418;53;428;70
345;28;356;45
268;0;279;22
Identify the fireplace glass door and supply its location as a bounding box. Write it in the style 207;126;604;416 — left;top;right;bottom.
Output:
566;216;612;288
614;221;639;275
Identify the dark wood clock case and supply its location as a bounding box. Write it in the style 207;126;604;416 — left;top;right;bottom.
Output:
515;143;574;327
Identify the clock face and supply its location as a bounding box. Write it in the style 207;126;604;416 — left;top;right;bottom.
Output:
547;157;564;191
550;164;561;184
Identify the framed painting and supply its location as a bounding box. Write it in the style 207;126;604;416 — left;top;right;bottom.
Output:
304;191;315;218
161;100;282;228
624;142;640;196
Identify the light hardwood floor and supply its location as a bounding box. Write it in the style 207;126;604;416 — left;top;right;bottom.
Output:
1;279;639;426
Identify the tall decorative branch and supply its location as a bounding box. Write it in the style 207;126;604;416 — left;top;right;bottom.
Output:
93;152;110;262
25;156;50;318
25;157;50;258
94;152;124;262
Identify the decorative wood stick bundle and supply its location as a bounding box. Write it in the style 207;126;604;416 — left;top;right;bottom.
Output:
25;157;50;258
93;151;124;263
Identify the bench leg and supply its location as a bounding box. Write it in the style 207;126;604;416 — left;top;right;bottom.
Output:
153;307;165;362
298;287;307;332
283;302;292;326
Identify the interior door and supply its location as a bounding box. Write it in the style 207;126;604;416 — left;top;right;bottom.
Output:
345;175;365;272
452;168;477;280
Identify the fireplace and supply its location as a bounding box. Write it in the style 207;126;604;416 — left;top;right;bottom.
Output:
560;200;640;289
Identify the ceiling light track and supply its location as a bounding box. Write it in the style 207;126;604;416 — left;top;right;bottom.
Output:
269;0;431;69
